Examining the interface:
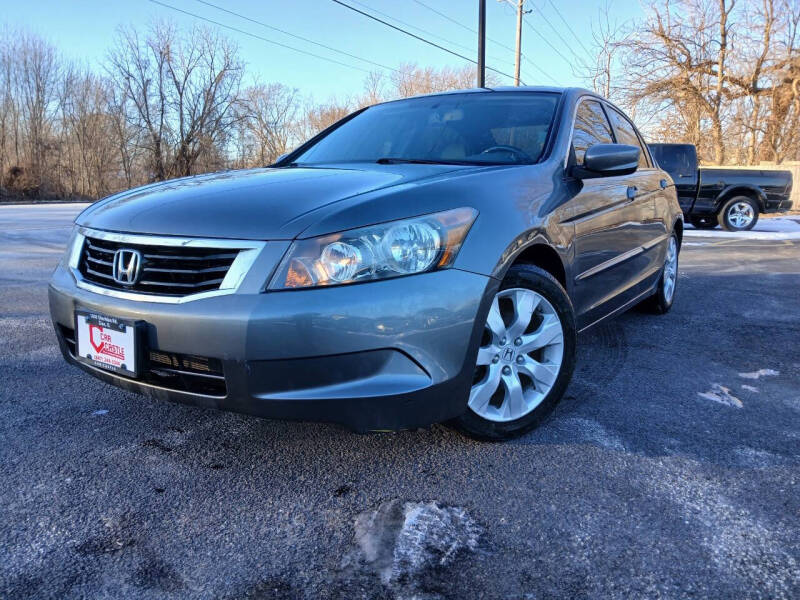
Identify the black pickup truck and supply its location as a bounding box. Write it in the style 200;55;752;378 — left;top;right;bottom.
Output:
649;143;793;231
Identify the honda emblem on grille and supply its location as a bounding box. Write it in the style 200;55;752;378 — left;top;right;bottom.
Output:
112;249;142;285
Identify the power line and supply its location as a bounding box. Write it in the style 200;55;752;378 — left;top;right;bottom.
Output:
192;0;397;72
522;14;576;68
330;0;522;84
546;0;593;58
528;2;593;71
348;0;510;68
415;0;558;85
412;0;478;34
518;60;558;85
146;0;377;74
412;0;517;55
348;0;542;84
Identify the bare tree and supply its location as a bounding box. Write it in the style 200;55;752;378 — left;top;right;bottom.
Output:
359;70;386;107
0;31;63;195
107;22;243;181
587;1;628;99
390;62;496;98
235;83;300;166
58;67;123;197
301;99;353;139
607;0;799;164
619;0;737;164
757;0;800;163
0;28;17;196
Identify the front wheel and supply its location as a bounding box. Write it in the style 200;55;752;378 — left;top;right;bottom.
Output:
454;264;577;441
719;196;759;231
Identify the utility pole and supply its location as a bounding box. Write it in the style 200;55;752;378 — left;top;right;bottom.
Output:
513;0;524;86
477;0;486;87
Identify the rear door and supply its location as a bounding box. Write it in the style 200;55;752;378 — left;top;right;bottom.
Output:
566;99;651;326
605;106;666;281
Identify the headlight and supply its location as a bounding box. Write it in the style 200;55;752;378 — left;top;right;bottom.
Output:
60;226;83;269
269;207;477;289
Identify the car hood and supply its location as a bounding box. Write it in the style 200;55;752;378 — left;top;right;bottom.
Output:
77;164;470;240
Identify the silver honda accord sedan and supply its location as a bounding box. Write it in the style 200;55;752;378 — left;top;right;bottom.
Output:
49;87;682;439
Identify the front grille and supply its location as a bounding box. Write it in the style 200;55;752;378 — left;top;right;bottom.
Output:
79;236;239;297
58;325;227;397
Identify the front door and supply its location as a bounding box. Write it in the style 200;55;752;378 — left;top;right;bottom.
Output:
564;99;650;327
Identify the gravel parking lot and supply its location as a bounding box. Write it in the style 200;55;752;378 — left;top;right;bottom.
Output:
1;204;798;599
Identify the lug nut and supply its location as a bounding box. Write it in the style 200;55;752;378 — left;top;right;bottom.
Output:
514;337;522;346
502;366;511;375
516;355;525;364
492;354;500;364
500;337;507;345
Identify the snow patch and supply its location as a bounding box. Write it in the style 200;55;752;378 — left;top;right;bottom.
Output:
738;369;779;380
351;500;480;590
563;417;626;451
698;384;743;408
685;216;800;239
733;446;787;467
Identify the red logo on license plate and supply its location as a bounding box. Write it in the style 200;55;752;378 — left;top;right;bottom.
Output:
89;324;125;360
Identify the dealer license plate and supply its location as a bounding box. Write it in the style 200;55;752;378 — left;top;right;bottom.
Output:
75;311;139;377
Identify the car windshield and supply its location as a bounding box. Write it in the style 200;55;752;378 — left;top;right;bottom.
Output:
293;92;560;166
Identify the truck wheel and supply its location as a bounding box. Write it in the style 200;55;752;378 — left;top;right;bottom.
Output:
719;196;759;231
690;216;717;229
454;264;576;441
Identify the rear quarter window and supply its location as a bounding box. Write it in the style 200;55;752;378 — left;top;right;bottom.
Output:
606;108;650;168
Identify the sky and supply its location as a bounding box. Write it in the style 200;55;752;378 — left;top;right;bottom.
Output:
1;0;645;100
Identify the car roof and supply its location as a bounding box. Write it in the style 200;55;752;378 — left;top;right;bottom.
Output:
371;86;595;107
390;86;589;98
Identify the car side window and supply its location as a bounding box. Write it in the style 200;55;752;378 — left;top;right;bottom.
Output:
607;107;649;168
571;100;613;165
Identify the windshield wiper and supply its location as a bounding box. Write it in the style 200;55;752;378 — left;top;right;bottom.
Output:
375;157;481;166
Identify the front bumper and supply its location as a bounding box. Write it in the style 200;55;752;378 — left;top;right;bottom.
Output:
49;263;494;431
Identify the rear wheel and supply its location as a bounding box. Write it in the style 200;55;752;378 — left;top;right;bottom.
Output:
719;196;759;231
454;264;576;441
640;233;679;314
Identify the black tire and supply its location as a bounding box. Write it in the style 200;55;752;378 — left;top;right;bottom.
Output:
639;233;679;314
690;216;717;229
453;264;577;441
718;196;759;231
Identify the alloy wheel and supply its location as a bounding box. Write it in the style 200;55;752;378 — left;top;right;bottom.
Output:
727;202;754;228
470;288;564;422
663;236;678;303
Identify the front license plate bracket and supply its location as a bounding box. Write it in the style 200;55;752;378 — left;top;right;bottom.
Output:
74;310;145;378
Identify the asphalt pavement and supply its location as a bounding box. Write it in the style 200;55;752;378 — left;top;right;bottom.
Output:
1;204;798;599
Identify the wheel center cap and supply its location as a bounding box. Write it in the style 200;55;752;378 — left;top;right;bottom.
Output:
501;346;516;363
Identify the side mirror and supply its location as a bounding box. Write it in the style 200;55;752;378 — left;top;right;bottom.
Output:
573;144;640;179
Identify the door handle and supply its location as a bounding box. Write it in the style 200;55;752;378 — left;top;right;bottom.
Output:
660;179;668;189
626;186;638;200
